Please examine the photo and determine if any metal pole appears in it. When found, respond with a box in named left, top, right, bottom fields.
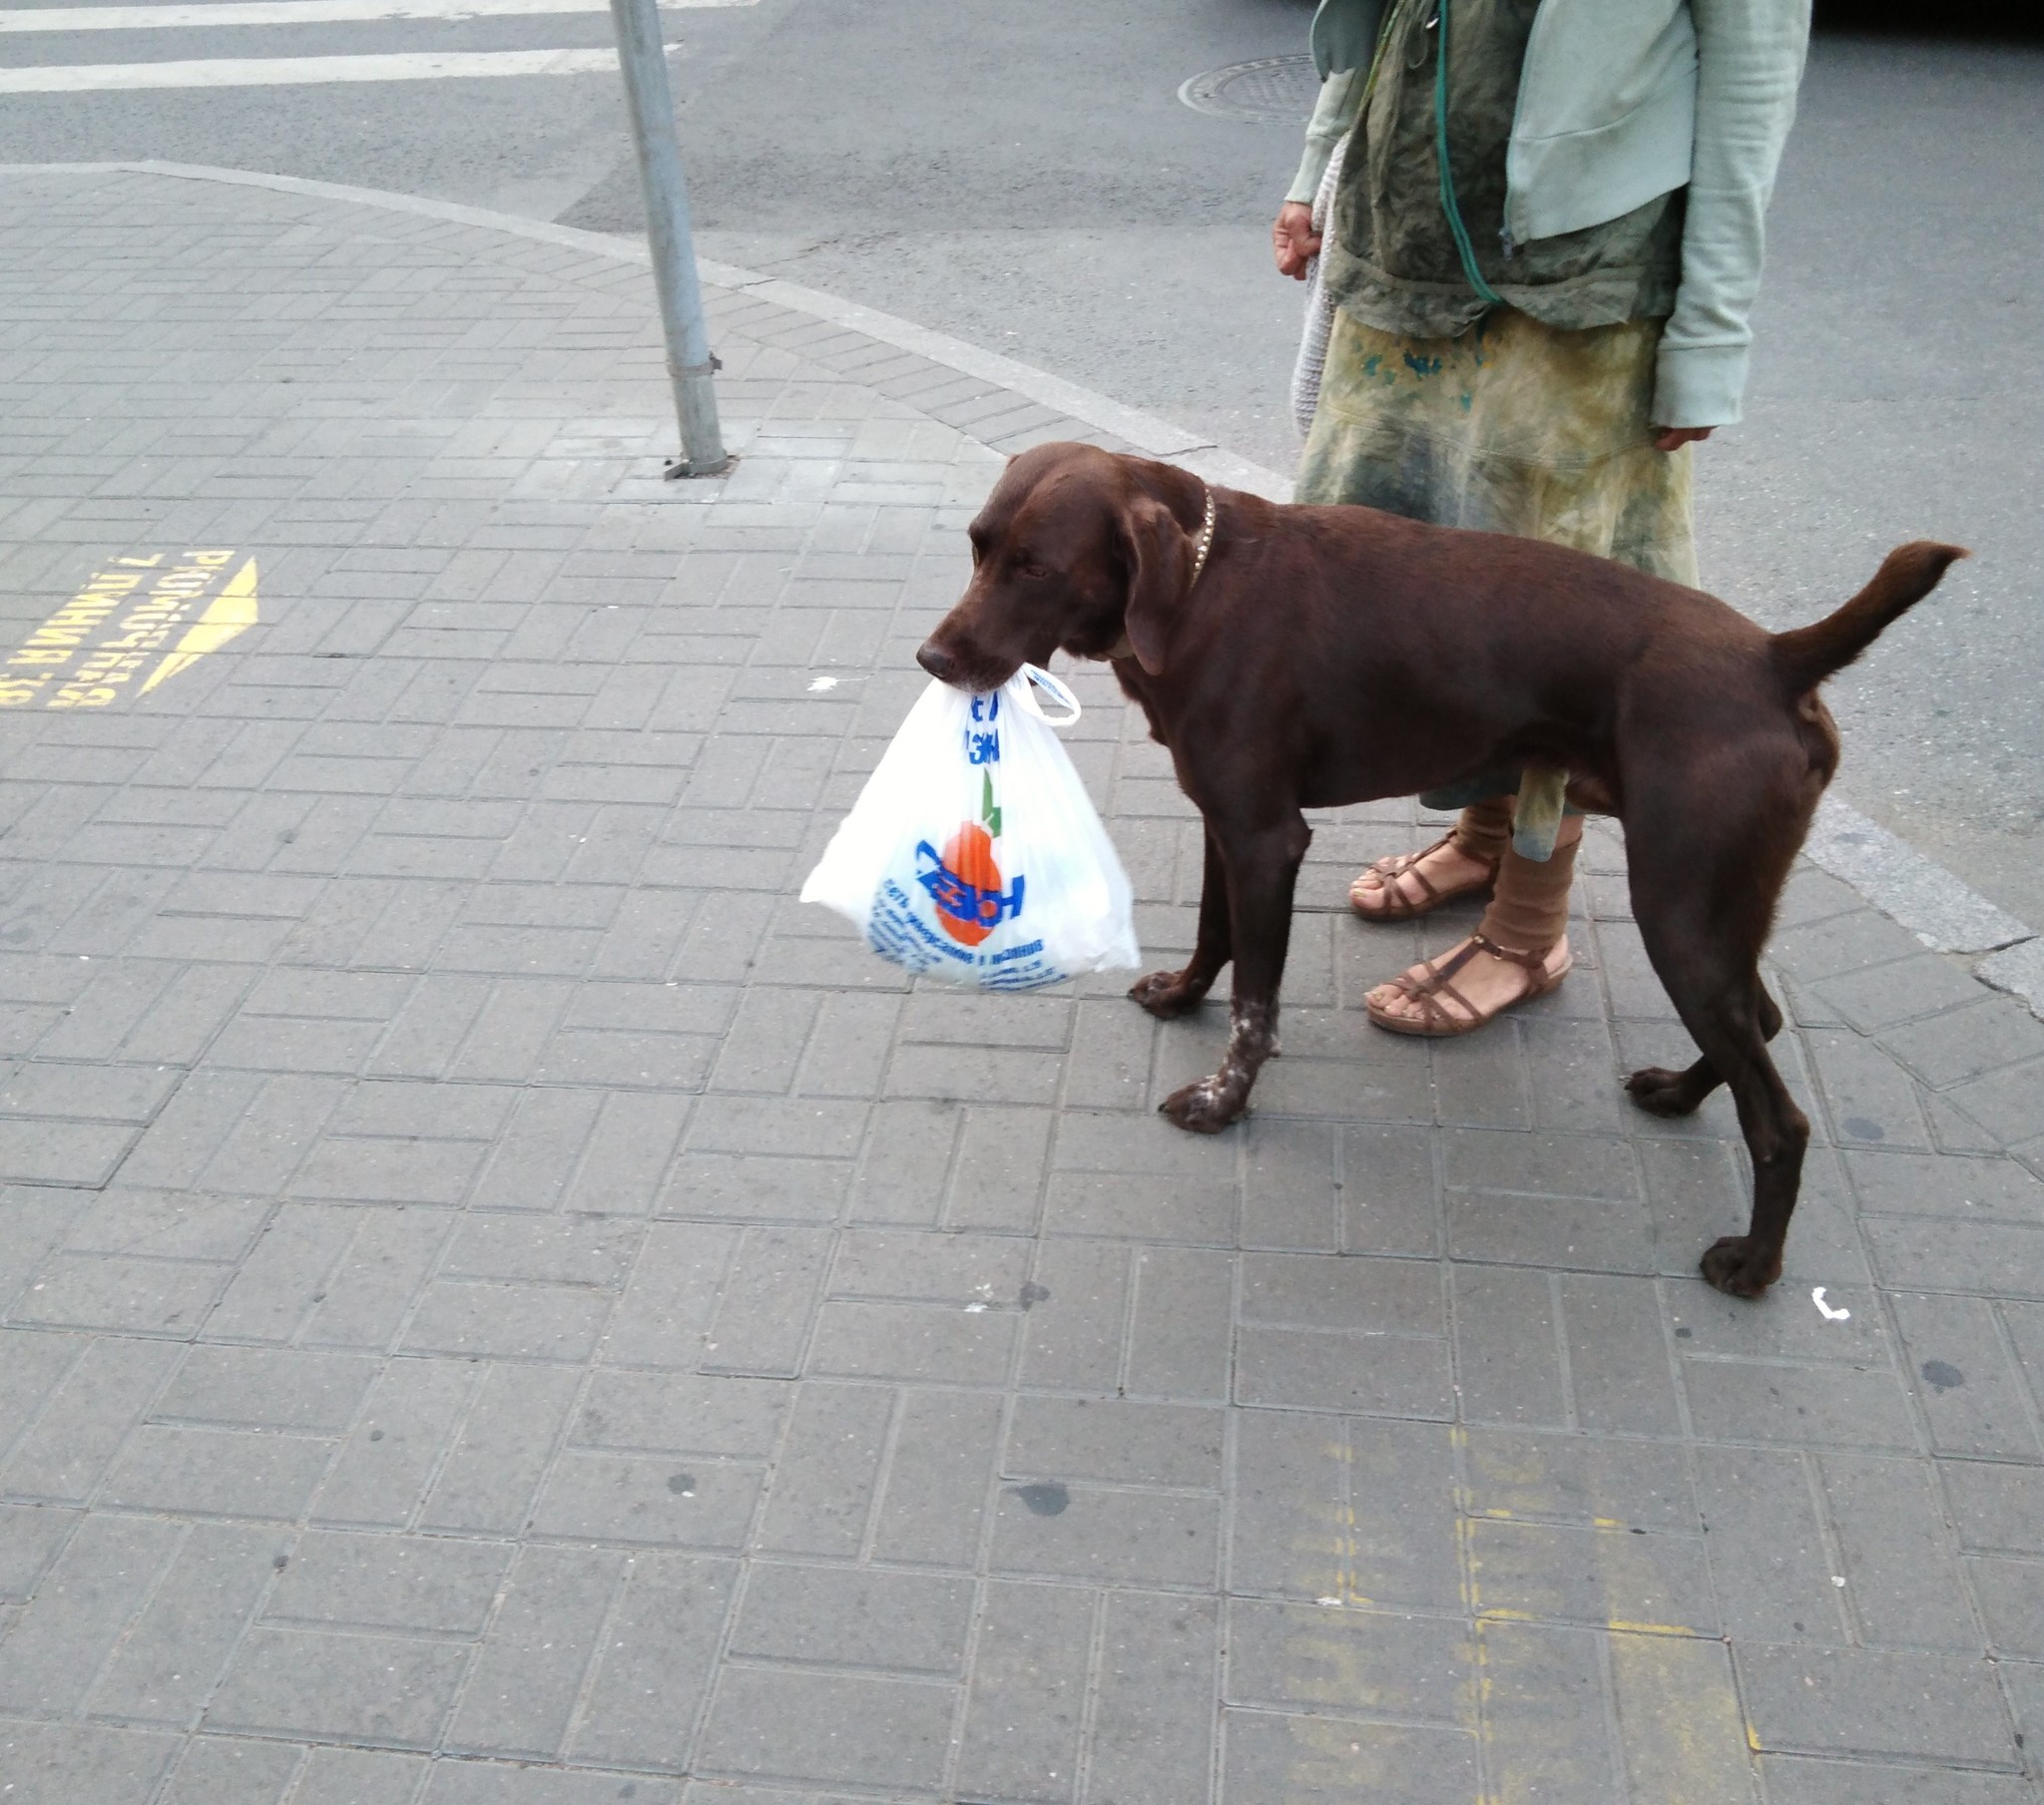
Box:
left=608, top=0, right=730, bottom=477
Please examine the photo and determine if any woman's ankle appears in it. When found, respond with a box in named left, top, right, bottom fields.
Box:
left=1449, top=797, right=1514, bottom=863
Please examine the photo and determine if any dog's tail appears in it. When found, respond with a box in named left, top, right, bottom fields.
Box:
left=1770, top=541, right=1968, bottom=694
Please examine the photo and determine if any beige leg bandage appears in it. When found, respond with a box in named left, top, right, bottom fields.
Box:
left=1450, top=795, right=1515, bottom=863
left=1475, top=814, right=1582, bottom=955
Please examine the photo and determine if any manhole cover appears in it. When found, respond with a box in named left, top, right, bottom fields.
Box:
left=1179, top=54, right=1319, bottom=123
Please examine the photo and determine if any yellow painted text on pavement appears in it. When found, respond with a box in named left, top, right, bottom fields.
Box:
left=0, top=550, right=258, bottom=708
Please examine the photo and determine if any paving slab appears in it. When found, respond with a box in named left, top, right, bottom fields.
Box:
left=0, top=164, right=2040, bottom=1804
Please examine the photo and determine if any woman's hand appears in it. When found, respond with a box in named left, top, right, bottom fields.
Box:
left=1653, top=426, right=1715, bottom=452
left=1273, top=202, right=1320, bottom=279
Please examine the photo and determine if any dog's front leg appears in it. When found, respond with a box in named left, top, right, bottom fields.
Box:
left=1160, top=814, right=1309, bottom=1134
left=1131, top=825, right=1232, bottom=1019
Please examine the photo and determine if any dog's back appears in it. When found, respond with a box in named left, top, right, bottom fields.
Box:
left=1235, top=502, right=1964, bottom=809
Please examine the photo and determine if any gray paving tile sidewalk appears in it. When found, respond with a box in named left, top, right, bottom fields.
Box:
left=0, top=165, right=2041, bottom=1805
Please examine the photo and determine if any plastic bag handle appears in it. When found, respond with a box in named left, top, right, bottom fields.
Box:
left=1013, top=664, right=1081, bottom=726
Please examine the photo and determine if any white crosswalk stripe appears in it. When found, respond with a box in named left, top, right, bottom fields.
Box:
left=0, top=0, right=749, bottom=29
left=0, top=47, right=624, bottom=86
left=0, top=0, right=754, bottom=91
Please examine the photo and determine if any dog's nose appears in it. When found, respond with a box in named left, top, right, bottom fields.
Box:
left=916, top=640, right=955, bottom=683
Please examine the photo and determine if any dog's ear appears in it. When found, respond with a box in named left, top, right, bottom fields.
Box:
left=1119, top=494, right=1193, bottom=676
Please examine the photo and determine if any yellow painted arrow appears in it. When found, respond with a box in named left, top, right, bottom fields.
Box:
left=140, top=556, right=257, bottom=694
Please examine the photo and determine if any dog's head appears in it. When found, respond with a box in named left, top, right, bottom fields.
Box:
left=916, top=443, right=1201, bottom=689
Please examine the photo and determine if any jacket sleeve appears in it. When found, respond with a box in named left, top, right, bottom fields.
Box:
left=1652, top=0, right=1810, bottom=428
left=1286, top=65, right=1366, bottom=205
left=1309, top=0, right=1386, bottom=78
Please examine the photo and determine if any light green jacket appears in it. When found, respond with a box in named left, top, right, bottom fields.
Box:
left=1298, top=0, right=1810, bottom=428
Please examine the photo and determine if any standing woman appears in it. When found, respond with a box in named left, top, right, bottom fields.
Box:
left=1278, top=0, right=1809, bottom=1035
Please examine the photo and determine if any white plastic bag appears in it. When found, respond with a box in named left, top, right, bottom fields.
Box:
left=800, top=665, right=1140, bottom=990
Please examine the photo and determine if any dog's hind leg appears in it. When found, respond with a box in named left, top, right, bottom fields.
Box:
left=1629, top=823, right=1808, bottom=1297
left=1626, top=977, right=1785, bottom=1118
left=1676, top=998, right=1805, bottom=1296
left=1159, top=811, right=1310, bottom=1133
left=1132, top=824, right=1232, bottom=1019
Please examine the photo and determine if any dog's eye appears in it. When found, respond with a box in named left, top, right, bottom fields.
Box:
left=1015, top=562, right=1051, bottom=582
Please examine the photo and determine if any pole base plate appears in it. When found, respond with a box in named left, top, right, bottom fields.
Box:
left=664, top=453, right=735, bottom=480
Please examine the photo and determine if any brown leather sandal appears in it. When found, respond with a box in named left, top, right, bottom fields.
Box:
left=1364, top=932, right=1573, bottom=1038
left=1348, top=833, right=1500, bottom=922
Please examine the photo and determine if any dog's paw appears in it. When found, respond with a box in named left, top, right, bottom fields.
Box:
left=1130, top=968, right=1206, bottom=1020
left=1161, top=1075, right=1244, bottom=1134
left=1626, top=1065, right=1703, bottom=1118
left=1700, top=1234, right=1781, bottom=1298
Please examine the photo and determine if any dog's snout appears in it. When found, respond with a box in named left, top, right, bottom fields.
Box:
left=916, top=640, right=956, bottom=683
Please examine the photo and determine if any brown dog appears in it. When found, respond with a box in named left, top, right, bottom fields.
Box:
left=916, top=442, right=1964, bottom=1297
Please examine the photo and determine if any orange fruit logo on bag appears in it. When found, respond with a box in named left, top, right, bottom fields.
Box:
left=914, top=765, right=1024, bottom=946
left=936, top=823, right=1002, bottom=945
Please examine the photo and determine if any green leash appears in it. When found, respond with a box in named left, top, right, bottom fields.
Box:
left=1435, top=0, right=1564, bottom=851
left=1433, top=0, right=1505, bottom=307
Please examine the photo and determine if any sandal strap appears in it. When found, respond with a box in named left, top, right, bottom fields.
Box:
left=1468, top=931, right=1556, bottom=973
left=1361, top=834, right=1454, bottom=905
left=1370, top=834, right=1455, bottom=877
left=1354, top=833, right=1502, bottom=910
left=1378, top=933, right=1566, bottom=1033
left=1385, top=940, right=1488, bottom=1030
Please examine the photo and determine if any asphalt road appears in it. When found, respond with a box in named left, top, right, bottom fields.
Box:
left=3, top=2, right=2040, bottom=921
